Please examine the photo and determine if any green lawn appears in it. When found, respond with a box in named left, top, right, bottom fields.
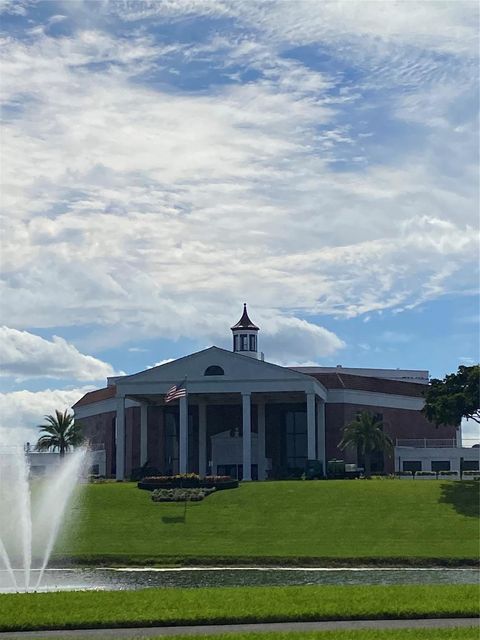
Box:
left=36, top=630, right=480, bottom=640
left=56, top=480, right=479, bottom=563
left=0, top=585, right=478, bottom=631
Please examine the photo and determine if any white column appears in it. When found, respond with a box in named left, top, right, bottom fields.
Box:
left=140, top=403, right=148, bottom=466
left=115, top=396, right=125, bottom=480
left=257, top=401, right=266, bottom=480
left=198, top=402, right=207, bottom=477
left=316, top=399, right=326, bottom=476
left=179, top=394, right=188, bottom=474
left=242, top=392, right=252, bottom=481
left=307, top=392, right=316, bottom=461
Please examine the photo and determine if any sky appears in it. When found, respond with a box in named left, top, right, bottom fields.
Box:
left=0, top=0, right=478, bottom=446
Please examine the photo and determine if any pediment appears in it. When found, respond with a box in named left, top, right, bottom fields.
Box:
left=115, top=346, right=309, bottom=385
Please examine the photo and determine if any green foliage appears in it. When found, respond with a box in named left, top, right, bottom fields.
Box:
left=56, top=481, right=480, bottom=562
left=338, top=412, right=393, bottom=477
left=423, top=365, right=480, bottom=427
left=0, top=585, right=477, bottom=632
left=35, top=409, right=83, bottom=457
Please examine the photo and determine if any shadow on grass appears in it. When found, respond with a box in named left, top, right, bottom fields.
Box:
left=439, top=481, right=480, bottom=518
left=161, top=515, right=186, bottom=524
left=161, top=501, right=188, bottom=524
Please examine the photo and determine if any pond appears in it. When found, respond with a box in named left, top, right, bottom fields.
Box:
left=1, top=566, right=478, bottom=593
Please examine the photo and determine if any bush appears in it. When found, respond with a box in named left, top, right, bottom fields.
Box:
left=138, top=474, right=239, bottom=491
left=463, top=470, right=480, bottom=476
left=151, top=487, right=216, bottom=502
left=438, top=471, right=458, bottom=476
left=398, top=471, right=413, bottom=476
left=416, top=471, right=436, bottom=476
left=130, top=465, right=161, bottom=481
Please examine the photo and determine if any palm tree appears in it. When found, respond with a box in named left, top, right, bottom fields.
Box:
left=36, top=410, right=83, bottom=457
left=338, top=411, right=393, bottom=478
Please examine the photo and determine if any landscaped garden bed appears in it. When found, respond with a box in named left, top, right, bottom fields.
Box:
left=151, top=487, right=216, bottom=502
left=138, top=473, right=238, bottom=491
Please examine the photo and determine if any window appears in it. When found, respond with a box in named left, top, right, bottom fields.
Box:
left=165, top=413, right=179, bottom=474
left=286, top=411, right=307, bottom=469
left=233, top=335, right=239, bottom=351
left=240, top=334, right=248, bottom=350
left=204, top=365, right=224, bottom=376
left=431, top=460, right=450, bottom=472
left=249, top=334, right=257, bottom=351
left=462, top=460, right=479, bottom=471
left=403, top=460, right=422, bottom=472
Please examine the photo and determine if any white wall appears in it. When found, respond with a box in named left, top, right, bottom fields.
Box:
left=395, top=446, right=480, bottom=473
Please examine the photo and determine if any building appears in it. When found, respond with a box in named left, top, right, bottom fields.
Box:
left=73, top=305, right=478, bottom=480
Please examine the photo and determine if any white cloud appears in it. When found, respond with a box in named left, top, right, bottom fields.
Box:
left=0, top=327, right=117, bottom=381
left=0, top=387, right=93, bottom=447
left=461, top=417, right=480, bottom=447
left=0, top=4, right=477, bottom=360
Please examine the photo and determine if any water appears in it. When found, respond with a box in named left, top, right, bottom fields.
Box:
left=0, top=446, right=87, bottom=592
left=0, top=566, right=477, bottom=593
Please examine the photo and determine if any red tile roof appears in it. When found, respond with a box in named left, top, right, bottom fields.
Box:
left=73, top=386, right=116, bottom=408
left=307, top=372, right=426, bottom=397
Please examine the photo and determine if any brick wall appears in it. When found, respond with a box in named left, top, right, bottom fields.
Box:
left=326, top=403, right=457, bottom=473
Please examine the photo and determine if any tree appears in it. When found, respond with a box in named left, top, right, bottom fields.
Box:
left=423, top=365, right=480, bottom=427
left=35, top=410, right=84, bottom=457
left=338, top=411, right=393, bottom=478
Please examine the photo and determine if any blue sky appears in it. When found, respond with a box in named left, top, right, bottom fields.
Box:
left=0, top=0, right=478, bottom=444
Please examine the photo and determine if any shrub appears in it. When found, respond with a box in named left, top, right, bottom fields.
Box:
left=398, top=471, right=413, bottom=476
left=151, top=487, right=215, bottom=502
left=416, top=471, right=436, bottom=476
left=438, top=470, right=458, bottom=476
left=138, top=475, right=239, bottom=491
left=130, top=466, right=161, bottom=481
left=463, top=470, right=480, bottom=476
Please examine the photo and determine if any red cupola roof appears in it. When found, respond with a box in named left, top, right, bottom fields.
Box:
left=231, top=303, right=259, bottom=331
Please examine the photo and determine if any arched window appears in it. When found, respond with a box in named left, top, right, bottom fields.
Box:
left=204, top=365, right=225, bottom=376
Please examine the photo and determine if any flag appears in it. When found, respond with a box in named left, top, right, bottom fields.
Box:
left=164, top=379, right=187, bottom=404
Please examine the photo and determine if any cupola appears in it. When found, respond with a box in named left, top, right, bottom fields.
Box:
left=231, top=303, right=260, bottom=359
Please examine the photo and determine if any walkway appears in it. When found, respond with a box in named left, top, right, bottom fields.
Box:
left=0, top=618, right=478, bottom=638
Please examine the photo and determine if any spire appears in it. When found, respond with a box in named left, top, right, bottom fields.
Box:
left=231, top=303, right=260, bottom=331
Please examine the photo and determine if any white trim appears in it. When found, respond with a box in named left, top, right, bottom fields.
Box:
left=327, top=389, right=424, bottom=410
left=74, top=397, right=139, bottom=419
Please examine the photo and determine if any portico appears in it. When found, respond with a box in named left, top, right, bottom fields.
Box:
left=113, top=351, right=327, bottom=481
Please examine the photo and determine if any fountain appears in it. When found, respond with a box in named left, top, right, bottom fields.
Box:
left=0, top=445, right=87, bottom=592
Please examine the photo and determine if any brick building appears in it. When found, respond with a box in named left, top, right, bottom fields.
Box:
left=74, top=305, right=470, bottom=480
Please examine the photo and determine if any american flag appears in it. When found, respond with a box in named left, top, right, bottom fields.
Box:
left=164, top=379, right=187, bottom=404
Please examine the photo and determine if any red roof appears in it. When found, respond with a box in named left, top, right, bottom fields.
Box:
left=307, top=372, right=426, bottom=397
left=231, top=303, right=259, bottom=331
left=73, top=386, right=116, bottom=408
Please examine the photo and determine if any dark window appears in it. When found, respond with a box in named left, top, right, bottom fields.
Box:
left=249, top=334, right=257, bottom=351
left=240, top=334, right=248, bottom=350
left=431, top=460, right=450, bottom=472
left=403, top=460, right=422, bottom=472
left=286, top=411, right=307, bottom=469
left=233, top=334, right=239, bottom=351
left=462, top=460, right=479, bottom=471
left=204, top=365, right=224, bottom=376
left=165, top=413, right=179, bottom=475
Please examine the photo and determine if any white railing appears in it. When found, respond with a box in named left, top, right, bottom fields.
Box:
left=396, top=438, right=457, bottom=448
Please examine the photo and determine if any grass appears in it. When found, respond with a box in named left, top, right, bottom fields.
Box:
left=0, top=585, right=478, bottom=631
left=35, top=631, right=480, bottom=640
left=56, top=480, right=479, bottom=564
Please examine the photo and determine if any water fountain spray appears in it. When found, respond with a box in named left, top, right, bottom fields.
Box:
left=0, top=445, right=87, bottom=592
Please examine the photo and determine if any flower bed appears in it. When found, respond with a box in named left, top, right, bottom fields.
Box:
left=138, top=473, right=238, bottom=491
left=151, top=487, right=216, bottom=502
